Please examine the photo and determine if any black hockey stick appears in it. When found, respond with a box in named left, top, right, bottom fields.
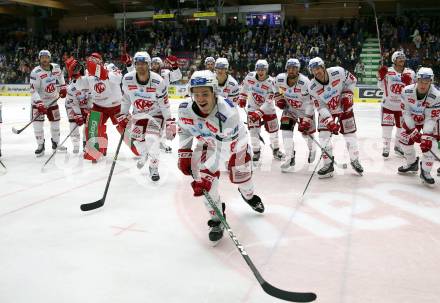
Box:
left=80, top=129, right=125, bottom=211
left=201, top=187, right=317, bottom=302
left=307, top=134, right=348, bottom=169
left=0, top=158, right=6, bottom=170
left=12, top=98, right=59, bottom=134
left=41, top=125, right=79, bottom=172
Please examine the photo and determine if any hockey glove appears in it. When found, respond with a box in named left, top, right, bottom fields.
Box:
left=420, top=135, right=434, bottom=153
left=165, top=118, right=177, bottom=140
left=401, top=73, right=412, bottom=86
left=177, top=148, right=193, bottom=175
left=406, top=128, right=422, bottom=143
left=298, top=117, right=312, bottom=133
left=36, top=101, right=47, bottom=114
left=377, top=66, right=388, bottom=80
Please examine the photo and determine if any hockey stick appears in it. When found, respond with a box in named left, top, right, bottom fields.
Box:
left=429, top=149, right=440, bottom=162
left=41, top=125, right=79, bottom=172
left=307, top=134, right=348, bottom=169
left=80, top=129, right=125, bottom=211
left=0, top=158, right=6, bottom=171
left=366, top=0, right=383, bottom=65
left=12, top=98, right=59, bottom=135
left=201, top=187, right=317, bottom=302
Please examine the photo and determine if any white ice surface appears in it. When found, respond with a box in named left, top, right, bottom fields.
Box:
left=0, top=96, right=439, bottom=303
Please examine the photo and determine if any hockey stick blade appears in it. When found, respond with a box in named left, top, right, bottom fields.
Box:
left=11, top=127, right=22, bottom=134
left=261, top=281, right=317, bottom=302
left=80, top=199, right=104, bottom=211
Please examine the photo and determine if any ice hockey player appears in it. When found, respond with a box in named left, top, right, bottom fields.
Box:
left=29, top=50, right=67, bottom=157
left=151, top=56, right=183, bottom=153
left=119, top=51, right=176, bottom=182
left=377, top=50, right=416, bottom=158
left=275, top=58, right=316, bottom=172
left=204, top=56, right=215, bottom=73
left=397, top=67, right=440, bottom=186
left=213, top=58, right=240, bottom=104
left=238, top=59, right=285, bottom=164
left=177, top=70, right=264, bottom=243
left=64, top=56, right=91, bottom=153
left=84, top=52, right=125, bottom=162
left=308, top=57, right=364, bottom=178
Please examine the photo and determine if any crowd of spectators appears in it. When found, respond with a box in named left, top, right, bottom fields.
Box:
left=0, top=13, right=439, bottom=85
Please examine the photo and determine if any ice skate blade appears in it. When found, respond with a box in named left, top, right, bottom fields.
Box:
left=318, top=172, right=333, bottom=179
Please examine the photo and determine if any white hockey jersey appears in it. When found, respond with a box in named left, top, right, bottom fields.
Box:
left=401, top=84, right=440, bottom=134
left=30, top=63, right=66, bottom=106
left=121, top=70, right=170, bottom=121
left=161, top=68, right=182, bottom=87
left=178, top=96, right=248, bottom=172
left=275, top=73, right=313, bottom=117
left=65, top=77, right=91, bottom=115
left=378, top=66, right=416, bottom=111
left=309, top=66, right=357, bottom=120
left=215, top=74, right=240, bottom=102
left=86, top=68, right=123, bottom=108
left=240, top=72, right=277, bottom=113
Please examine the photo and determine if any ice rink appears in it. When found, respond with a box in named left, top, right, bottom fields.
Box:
left=1, top=96, right=440, bottom=303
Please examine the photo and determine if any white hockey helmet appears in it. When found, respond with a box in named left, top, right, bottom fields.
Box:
left=416, top=67, right=434, bottom=81
left=392, top=51, right=406, bottom=63
left=204, top=56, right=215, bottom=65
left=308, top=57, right=325, bottom=72
left=215, top=57, right=229, bottom=69
left=189, top=70, right=218, bottom=92
left=133, top=51, right=151, bottom=66
left=151, top=57, right=164, bottom=67
left=255, top=59, right=269, bottom=70
left=39, top=50, right=51, bottom=59
left=285, top=58, right=301, bottom=69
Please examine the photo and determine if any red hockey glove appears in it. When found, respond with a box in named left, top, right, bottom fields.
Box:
left=237, top=93, right=247, bottom=108
left=378, top=65, right=388, bottom=80
left=420, top=135, right=433, bottom=153
left=116, top=113, right=130, bottom=129
left=276, top=97, right=287, bottom=109
left=120, top=53, right=132, bottom=66
left=74, top=114, right=84, bottom=126
left=341, top=91, right=353, bottom=112
left=406, top=128, right=422, bottom=143
left=191, top=178, right=213, bottom=197
left=36, top=101, right=47, bottom=114
left=401, top=73, right=412, bottom=86
left=59, top=87, right=67, bottom=98
left=165, top=55, right=178, bottom=69
left=298, top=117, right=312, bottom=133
left=324, top=118, right=339, bottom=135
left=87, top=59, right=108, bottom=80
left=248, top=110, right=264, bottom=123
left=165, top=118, right=177, bottom=140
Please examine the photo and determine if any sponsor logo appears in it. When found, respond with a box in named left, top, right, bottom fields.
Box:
left=359, top=87, right=384, bottom=98
left=125, top=76, right=133, bottom=80
left=180, top=117, right=194, bottom=125
left=146, top=88, right=156, bottom=92
left=152, top=79, right=160, bottom=84
left=294, top=87, right=301, bottom=93
left=331, top=71, right=339, bottom=76
left=206, top=121, right=218, bottom=133
left=317, top=88, right=324, bottom=95
left=247, top=79, right=255, bottom=85
left=261, top=84, right=269, bottom=90
left=331, top=79, right=341, bottom=87
left=215, top=112, right=227, bottom=122
left=128, top=85, right=137, bottom=90
left=134, top=98, right=154, bottom=110
left=40, top=74, right=47, bottom=79
left=179, top=102, right=188, bottom=108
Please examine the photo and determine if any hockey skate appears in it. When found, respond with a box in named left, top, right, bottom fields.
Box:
left=137, top=153, right=149, bottom=169
left=398, top=157, right=419, bottom=174
left=308, top=149, right=316, bottom=163
left=51, top=138, right=67, bottom=153
left=350, top=159, right=364, bottom=175
left=149, top=166, right=160, bottom=182
left=207, top=219, right=224, bottom=243
left=382, top=147, right=390, bottom=158
left=160, top=142, right=172, bottom=153
left=35, top=140, right=45, bottom=157
left=280, top=151, right=295, bottom=173
left=420, top=167, right=435, bottom=186
left=318, top=162, right=334, bottom=178
left=271, top=144, right=285, bottom=161
left=239, top=189, right=264, bottom=213
left=394, top=145, right=404, bottom=157
left=252, top=150, right=261, bottom=167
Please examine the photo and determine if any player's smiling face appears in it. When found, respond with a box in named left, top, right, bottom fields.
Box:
left=151, top=62, right=160, bottom=73
left=312, top=66, right=326, bottom=82
left=287, top=66, right=299, bottom=78
left=192, top=86, right=216, bottom=115
left=256, top=68, right=266, bottom=79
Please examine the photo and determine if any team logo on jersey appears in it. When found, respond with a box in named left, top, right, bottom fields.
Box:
left=94, top=82, right=106, bottom=94
left=180, top=117, right=194, bottom=125
left=205, top=121, right=218, bottom=133
left=45, top=83, right=56, bottom=93
left=331, top=79, right=340, bottom=87
left=128, top=85, right=137, bottom=90
left=134, top=99, right=154, bottom=110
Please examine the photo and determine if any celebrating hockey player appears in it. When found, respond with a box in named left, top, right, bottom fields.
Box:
left=214, top=58, right=240, bottom=103
left=204, top=56, right=215, bottom=73
left=151, top=56, right=183, bottom=153
left=64, top=56, right=91, bottom=153
left=275, top=58, right=316, bottom=172
left=177, top=70, right=264, bottom=242
left=29, top=49, right=67, bottom=157
left=84, top=52, right=125, bottom=161
left=238, top=59, right=285, bottom=163
left=377, top=50, right=416, bottom=158
left=119, top=51, right=176, bottom=181
left=308, top=57, right=364, bottom=178
left=397, top=67, right=440, bottom=185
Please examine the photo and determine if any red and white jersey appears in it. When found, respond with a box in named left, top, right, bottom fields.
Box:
left=401, top=84, right=440, bottom=133
left=378, top=66, right=416, bottom=111
left=30, top=63, right=66, bottom=106
left=215, top=74, right=240, bottom=102
left=275, top=73, right=313, bottom=118
left=309, top=66, right=357, bottom=120
left=65, top=77, right=91, bottom=115
left=86, top=68, right=123, bottom=108
left=160, top=68, right=182, bottom=87
left=240, top=72, right=277, bottom=113
left=121, top=70, right=170, bottom=120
